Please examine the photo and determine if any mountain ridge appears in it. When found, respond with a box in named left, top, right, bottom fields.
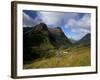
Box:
left=76, top=33, right=91, bottom=44
left=23, top=23, right=72, bottom=48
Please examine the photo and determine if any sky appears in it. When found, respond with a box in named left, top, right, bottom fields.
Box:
left=23, top=10, right=91, bottom=41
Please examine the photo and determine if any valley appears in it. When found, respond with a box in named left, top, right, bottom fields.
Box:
left=23, top=44, right=90, bottom=69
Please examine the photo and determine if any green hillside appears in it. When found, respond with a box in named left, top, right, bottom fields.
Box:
left=23, top=44, right=91, bottom=69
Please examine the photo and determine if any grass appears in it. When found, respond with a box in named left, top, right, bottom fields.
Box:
left=23, top=45, right=91, bottom=69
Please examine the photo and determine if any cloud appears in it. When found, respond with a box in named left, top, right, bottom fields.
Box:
left=63, top=13, right=91, bottom=40
left=37, top=11, right=64, bottom=26
left=36, top=11, right=79, bottom=27
left=23, top=12, right=35, bottom=27
left=66, top=14, right=91, bottom=33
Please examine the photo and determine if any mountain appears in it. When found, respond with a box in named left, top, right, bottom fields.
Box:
left=76, top=33, right=91, bottom=44
left=23, top=23, right=54, bottom=50
left=48, top=27, right=72, bottom=48
left=23, top=23, right=54, bottom=63
left=23, top=23, right=72, bottom=63
left=24, top=23, right=72, bottom=48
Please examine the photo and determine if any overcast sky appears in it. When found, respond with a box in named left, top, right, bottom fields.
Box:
left=23, top=10, right=91, bottom=40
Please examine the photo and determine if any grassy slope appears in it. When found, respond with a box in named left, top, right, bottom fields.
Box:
left=23, top=45, right=91, bottom=69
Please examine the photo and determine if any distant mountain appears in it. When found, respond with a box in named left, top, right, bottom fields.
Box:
left=69, top=38, right=77, bottom=44
left=76, top=33, right=91, bottom=44
left=23, top=27, right=32, bottom=33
